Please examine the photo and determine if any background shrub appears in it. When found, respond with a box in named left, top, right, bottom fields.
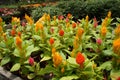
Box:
left=31, top=0, right=120, bottom=21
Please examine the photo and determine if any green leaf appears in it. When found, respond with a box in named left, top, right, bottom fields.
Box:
left=12, top=49, right=20, bottom=57
left=26, top=45, right=39, bottom=57
left=110, top=69, right=120, bottom=80
left=32, top=35, right=41, bottom=40
left=38, top=65, right=58, bottom=76
left=60, top=75, right=79, bottom=80
left=27, top=73, right=36, bottom=79
left=10, top=63, right=21, bottom=72
left=103, top=50, right=113, bottom=56
left=0, top=56, right=10, bottom=66
left=67, top=57, right=79, bottom=68
left=40, top=56, right=51, bottom=62
left=100, top=61, right=112, bottom=71
left=25, top=66, right=34, bottom=72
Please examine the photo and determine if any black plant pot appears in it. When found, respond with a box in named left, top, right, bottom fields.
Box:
left=0, top=67, right=23, bottom=80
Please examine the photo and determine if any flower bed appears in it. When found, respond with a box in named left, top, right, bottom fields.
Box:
left=0, top=12, right=120, bottom=80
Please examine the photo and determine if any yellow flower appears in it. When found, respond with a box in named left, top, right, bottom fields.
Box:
left=47, top=14, right=50, bottom=21
left=73, top=36, right=79, bottom=49
left=101, top=26, right=107, bottom=37
left=52, top=52, right=62, bottom=67
left=0, top=26, right=3, bottom=33
left=85, top=15, right=89, bottom=23
left=52, top=47, right=56, bottom=56
left=3, top=33, right=7, bottom=41
left=35, top=22, right=44, bottom=32
left=25, top=14, right=34, bottom=25
left=114, top=24, right=120, bottom=38
left=71, top=49, right=75, bottom=57
left=102, top=17, right=108, bottom=27
left=107, top=11, right=111, bottom=18
left=53, top=16, right=56, bottom=21
left=11, top=17, right=20, bottom=23
left=66, top=22, right=70, bottom=28
left=16, top=36, right=22, bottom=49
left=113, top=38, right=120, bottom=55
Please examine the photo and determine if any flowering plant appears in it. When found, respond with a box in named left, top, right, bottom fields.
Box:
left=0, top=11, right=120, bottom=80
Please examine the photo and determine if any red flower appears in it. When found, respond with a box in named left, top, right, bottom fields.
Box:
left=29, top=57, right=34, bottom=66
left=59, top=29, right=64, bottom=36
left=49, top=37, right=54, bottom=45
left=22, top=21, right=26, bottom=27
left=11, top=29, right=16, bottom=37
left=72, top=22, right=77, bottom=28
left=93, top=17, right=98, bottom=28
left=76, top=52, right=85, bottom=66
left=96, top=38, right=102, bottom=45
left=58, top=15, right=64, bottom=20
left=117, top=77, right=120, bottom=80
left=17, top=31, right=21, bottom=37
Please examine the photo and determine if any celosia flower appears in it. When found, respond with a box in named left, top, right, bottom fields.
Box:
left=58, top=15, right=64, bottom=20
left=101, top=26, right=107, bottom=37
left=47, top=14, right=50, bottom=21
left=0, top=26, right=3, bottom=32
left=93, top=17, right=98, bottom=28
left=59, top=29, right=64, bottom=36
left=102, top=17, right=108, bottom=27
left=113, top=38, right=120, bottom=55
left=3, top=33, right=7, bottom=41
left=67, top=13, right=72, bottom=19
left=66, top=22, right=70, bottom=28
left=25, top=14, right=34, bottom=25
left=50, top=27, right=54, bottom=34
left=21, top=21, right=26, bottom=27
left=114, top=24, right=120, bottom=38
left=85, top=15, right=89, bottom=23
left=117, top=77, right=120, bottom=80
left=10, top=29, right=16, bottom=37
left=72, top=22, right=77, bottom=28
left=107, top=11, right=111, bottom=18
left=16, top=36, right=22, bottom=49
left=53, top=16, right=56, bottom=21
left=76, top=27, right=84, bottom=39
left=65, top=18, right=69, bottom=23
left=17, top=31, right=21, bottom=37
left=61, top=67, right=65, bottom=73
left=11, top=17, right=20, bottom=23
left=73, top=36, right=79, bottom=49
left=29, top=57, right=34, bottom=66
left=35, top=22, right=43, bottom=32
left=76, top=52, right=85, bottom=66
left=52, top=52, right=62, bottom=67
left=49, top=37, right=54, bottom=45
left=52, top=47, right=56, bottom=56
left=0, top=17, right=3, bottom=23
left=96, top=38, right=102, bottom=45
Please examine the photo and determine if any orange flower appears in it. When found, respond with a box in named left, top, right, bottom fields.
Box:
left=10, top=29, right=16, bottom=37
left=52, top=52, right=62, bottom=67
left=76, top=27, right=84, bottom=39
left=113, top=38, right=120, bottom=55
left=16, top=36, right=22, bottom=49
left=67, top=13, right=72, bottom=19
left=72, top=22, right=77, bottom=28
left=0, top=26, right=3, bottom=33
left=0, top=17, right=3, bottom=23
left=102, top=17, right=108, bottom=27
left=61, top=67, right=65, bottom=73
left=35, top=22, right=44, bottom=32
left=49, top=37, right=54, bottom=45
left=76, top=52, right=85, bottom=66
left=59, top=29, right=64, bottom=36
left=52, top=47, right=56, bottom=56
left=101, top=26, right=107, bottom=37
left=25, top=14, right=34, bottom=25
left=114, top=24, right=120, bottom=38
left=107, top=11, right=111, bottom=18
